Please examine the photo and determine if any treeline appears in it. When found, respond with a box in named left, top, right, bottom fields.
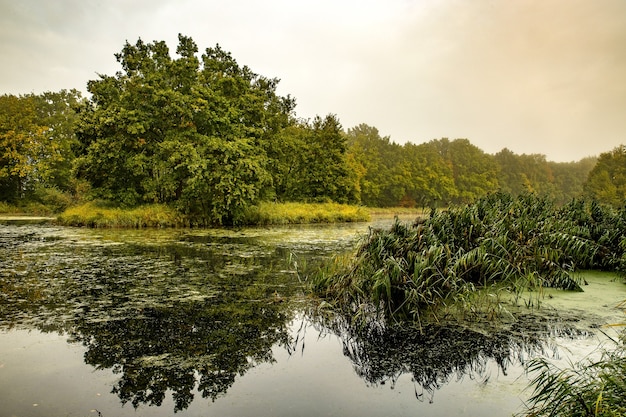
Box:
left=347, top=125, right=600, bottom=208
left=1, top=35, right=623, bottom=224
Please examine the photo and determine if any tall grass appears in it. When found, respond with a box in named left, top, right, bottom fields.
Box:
left=57, top=202, right=184, bottom=228
left=312, top=193, right=626, bottom=325
left=241, top=201, right=370, bottom=225
left=521, top=335, right=626, bottom=417
left=56, top=201, right=370, bottom=228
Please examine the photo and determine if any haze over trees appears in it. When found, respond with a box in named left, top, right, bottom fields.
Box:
left=0, top=35, right=621, bottom=223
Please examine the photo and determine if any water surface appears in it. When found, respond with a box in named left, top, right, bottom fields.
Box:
left=1, top=219, right=624, bottom=416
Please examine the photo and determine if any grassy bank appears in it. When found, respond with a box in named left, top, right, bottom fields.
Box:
left=242, top=201, right=370, bottom=225
left=0, top=201, right=59, bottom=216
left=56, top=202, right=184, bottom=228
left=55, top=201, right=371, bottom=228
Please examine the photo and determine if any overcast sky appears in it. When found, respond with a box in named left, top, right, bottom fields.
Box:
left=1, top=0, right=625, bottom=162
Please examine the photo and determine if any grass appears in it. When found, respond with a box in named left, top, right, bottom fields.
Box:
left=0, top=201, right=58, bottom=216
left=56, top=202, right=184, bottom=228
left=241, top=201, right=370, bottom=225
left=56, top=200, right=371, bottom=228
left=312, top=193, right=626, bottom=326
left=521, top=333, right=626, bottom=417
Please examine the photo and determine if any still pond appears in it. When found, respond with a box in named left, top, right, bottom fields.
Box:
left=1, top=218, right=625, bottom=416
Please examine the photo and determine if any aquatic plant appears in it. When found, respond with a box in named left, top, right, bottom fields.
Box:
left=312, top=193, right=626, bottom=324
left=521, top=335, right=626, bottom=417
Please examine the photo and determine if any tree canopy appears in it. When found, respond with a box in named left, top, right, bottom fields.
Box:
left=0, top=35, right=617, bottom=218
left=584, top=145, right=626, bottom=207
left=0, top=90, right=82, bottom=203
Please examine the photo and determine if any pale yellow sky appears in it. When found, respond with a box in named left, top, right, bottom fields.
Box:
left=1, top=0, right=625, bottom=162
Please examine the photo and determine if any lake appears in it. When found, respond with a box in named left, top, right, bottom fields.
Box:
left=1, top=218, right=625, bottom=417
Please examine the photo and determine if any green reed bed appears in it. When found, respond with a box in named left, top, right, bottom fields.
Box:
left=521, top=336, right=626, bottom=417
left=312, top=193, right=626, bottom=325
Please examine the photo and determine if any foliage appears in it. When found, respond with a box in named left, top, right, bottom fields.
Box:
left=0, top=90, right=82, bottom=202
left=313, top=193, right=626, bottom=324
left=57, top=201, right=184, bottom=228
left=521, top=335, right=626, bottom=417
left=273, top=115, right=360, bottom=204
left=431, top=138, right=499, bottom=204
left=74, top=35, right=294, bottom=224
left=241, top=201, right=370, bottom=225
left=584, top=145, right=626, bottom=207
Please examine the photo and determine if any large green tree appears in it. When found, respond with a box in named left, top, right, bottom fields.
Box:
left=0, top=90, right=82, bottom=202
left=584, top=145, right=626, bottom=207
left=75, top=35, right=294, bottom=224
left=346, top=124, right=405, bottom=207
left=273, top=115, right=359, bottom=203
left=428, top=138, right=499, bottom=204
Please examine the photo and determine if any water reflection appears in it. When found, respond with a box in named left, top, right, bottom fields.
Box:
left=309, top=310, right=591, bottom=404
left=0, top=224, right=307, bottom=412
left=0, top=223, right=604, bottom=415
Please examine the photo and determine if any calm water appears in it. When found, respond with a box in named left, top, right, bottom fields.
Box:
left=1, top=218, right=625, bottom=417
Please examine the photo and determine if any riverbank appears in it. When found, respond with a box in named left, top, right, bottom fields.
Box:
left=2, top=201, right=376, bottom=228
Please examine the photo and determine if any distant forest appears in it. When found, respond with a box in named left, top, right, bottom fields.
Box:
left=1, top=35, right=624, bottom=224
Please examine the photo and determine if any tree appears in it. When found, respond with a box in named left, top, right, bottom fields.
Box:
left=75, top=35, right=294, bottom=224
left=402, top=142, right=456, bottom=208
left=428, top=138, right=499, bottom=204
left=273, top=115, right=359, bottom=204
left=0, top=90, right=82, bottom=202
left=584, top=145, right=626, bottom=207
left=346, top=124, right=404, bottom=207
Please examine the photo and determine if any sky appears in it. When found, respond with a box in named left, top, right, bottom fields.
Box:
left=1, top=0, right=625, bottom=162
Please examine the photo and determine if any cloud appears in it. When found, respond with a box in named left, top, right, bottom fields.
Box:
left=1, top=0, right=625, bottom=161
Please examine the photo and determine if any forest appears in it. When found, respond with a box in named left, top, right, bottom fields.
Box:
left=1, top=35, right=624, bottom=224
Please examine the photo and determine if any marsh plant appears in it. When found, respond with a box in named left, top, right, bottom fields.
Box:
left=521, top=333, right=626, bottom=417
left=312, top=193, right=626, bottom=325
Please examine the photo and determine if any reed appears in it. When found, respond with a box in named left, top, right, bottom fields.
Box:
left=521, top=338, right=626, bottom=417
left=312, top=193, right=626, bottom=325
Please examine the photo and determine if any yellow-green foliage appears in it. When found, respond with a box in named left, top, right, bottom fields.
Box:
left=0, top=201, right=57, bottom=216
left=57, top=202, right=183, bottom=228
left=243, top=202, right=370, bottom=225
left=0, top=202, right=19, bottom=214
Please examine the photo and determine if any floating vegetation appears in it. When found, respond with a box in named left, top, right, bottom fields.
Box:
left=312, top=193, right=626, bottom=325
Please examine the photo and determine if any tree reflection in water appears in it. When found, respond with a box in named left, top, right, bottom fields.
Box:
left=71, top=299, right=293, bottom=411
left=309, top=310, right=591, bottom=403
left=0, top=226, right=302, bottom=412
left=0, top=225, right=597, bottom=413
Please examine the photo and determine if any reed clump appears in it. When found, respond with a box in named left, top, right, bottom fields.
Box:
left=521, top=334, right=626, bottom=417
left=312, top=193, right=626, bottom=325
